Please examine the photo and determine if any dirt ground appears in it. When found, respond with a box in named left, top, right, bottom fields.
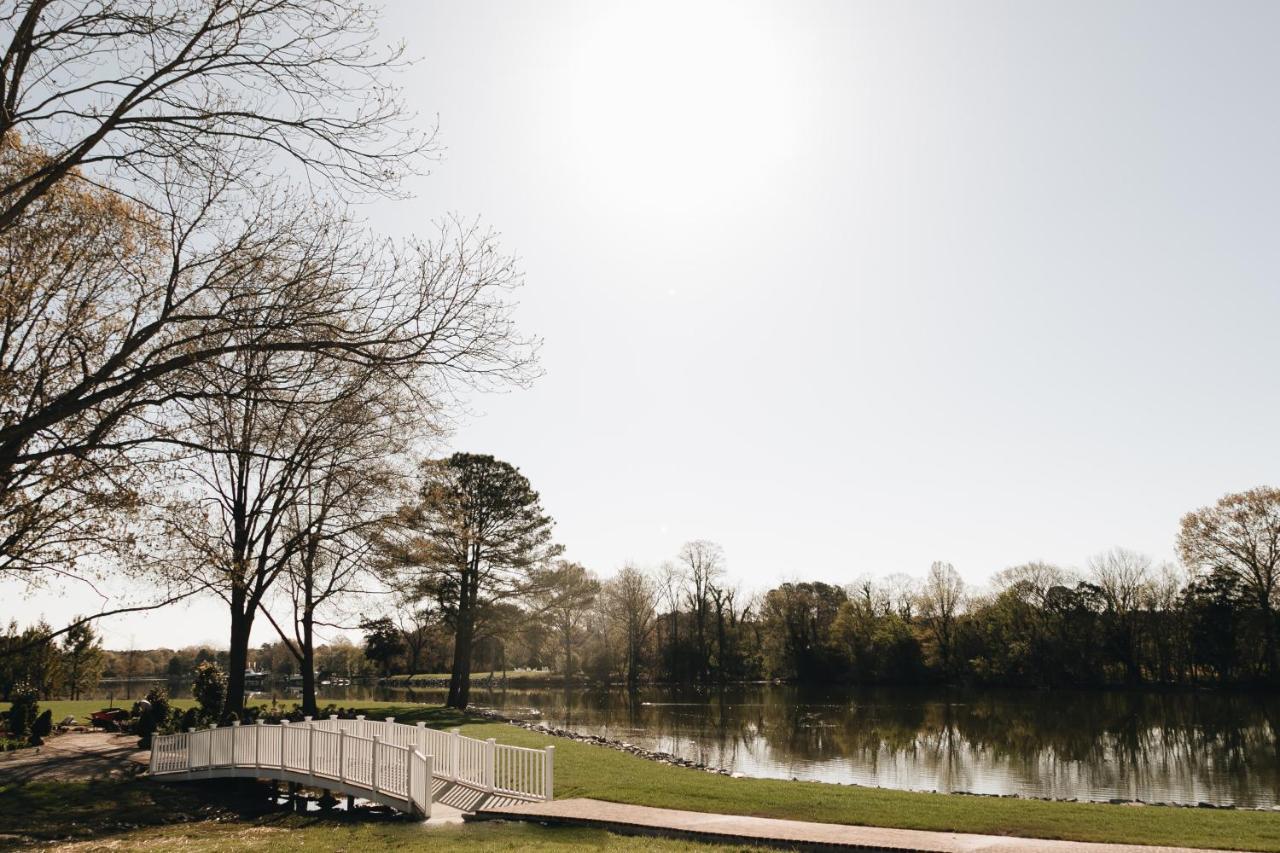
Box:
left=0, top=731, right=148, bottom=783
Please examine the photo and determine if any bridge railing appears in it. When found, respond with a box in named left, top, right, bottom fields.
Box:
left=149, top=715, right=554, bottom=809
left=150, top=720, right=434, bottom=815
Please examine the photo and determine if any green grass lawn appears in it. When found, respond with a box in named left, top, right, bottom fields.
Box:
left=0, top=698, right=198, bottom=727
left=0, top=778, right=750, bottom=852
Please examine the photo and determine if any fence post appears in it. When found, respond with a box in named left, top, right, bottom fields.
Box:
left=485, top=738, right=496, bottom=793
left=338, top=729, right=346, bottom=784
left=406, top=748, right=414, bottom=813
left=231, top=720, right=239, bottom=766
left=280, top=720, right=289, bottom=771
left=186, top=728, right=195, bottom=773
left=255, top=720, right=262, bottom=769
left=207, top=724, right=215, bottom=774
left=545, top=742, right=555, bottom=799
left=415, top=721, right=426, bottom=763
left=307, top=722, right=315, bottom=779
left=425, top=754, right=434, bottom=813
left=371, top=735, right=381, bottom=795
left=450, top=728, right=461, bottom=781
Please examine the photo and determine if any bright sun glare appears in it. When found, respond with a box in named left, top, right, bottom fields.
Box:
left=564, top=3, right=806, bottom=218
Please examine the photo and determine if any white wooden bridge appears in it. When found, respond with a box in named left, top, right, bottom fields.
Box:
left=148, top=715, right=554, bottom=818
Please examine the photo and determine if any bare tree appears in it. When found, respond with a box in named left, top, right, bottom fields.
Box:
left=396, top=603, right=441, bottom=679
left=1, top=185, right=533, bottom=583
left=535, top=560, right=600, bottom=679
left=255, top=372, right=405, bottom=715
left=155, top=217, right=530, bottom=713
left=678, top=540, right=723, bottom=682
left=0, top=0, right=433, bottom=233
left=656, top=559, right=685, bottom=679
left=1179, top=487, right=1280, bottom=681
left=707, top=581, right=741, bottom=682
left=1088, top=547, right=1152, bottom=684
left=919, top=561, right=964, bottom=674
left=606, top=563, right=657, bottom=689
left=883, top=573, right=920, bottom=620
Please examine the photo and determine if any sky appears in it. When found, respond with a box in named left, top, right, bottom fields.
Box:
left=8, top=0, right=1280, bottom=649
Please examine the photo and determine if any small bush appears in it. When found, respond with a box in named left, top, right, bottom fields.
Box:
left=29, top=709, right=53, bottom=745
left=135, top=687, right=174, bottom=748
left=191, top=661, right=227, bottom=723
left=6, top=684, right=39, bottom=739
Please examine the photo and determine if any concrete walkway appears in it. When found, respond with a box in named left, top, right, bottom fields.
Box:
left=471, top=797, right=1258, bottom=853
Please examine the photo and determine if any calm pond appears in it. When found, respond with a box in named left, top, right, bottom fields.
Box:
left=316, top=682, right=1280, bottom=808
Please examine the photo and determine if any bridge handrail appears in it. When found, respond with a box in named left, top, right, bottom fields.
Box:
left=149, top=715, right=554, bottom=808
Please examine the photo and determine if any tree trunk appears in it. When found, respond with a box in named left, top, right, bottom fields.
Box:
left=225, top=601, right=253, bottom=716
left=448, top=606, right=475, bottom=709
left=562, top=629, right=573, bottom=681
left=715, top=608, right=727, bottom=683
left=301, top=611, right=317, bottom=716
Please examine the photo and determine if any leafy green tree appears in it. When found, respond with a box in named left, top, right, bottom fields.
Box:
left=5, top=683, right=38, bottom=738
left=760, top=582, right=846, bottom=681
left=1179, top=487, right=1280, bottom=681
left=30, top=709, right=52, bottom=745
left=191, top=661, right=227, bottom=723
left=384, top=453, right=561, bottom=709
left=360, top=617, right=405, bottom=677
left=1182, top=569, right=1246, bottom=684
left=535, top=560, right=601, bottom=677
left=135, top=688, right=175, bottom=748
left=60, top=620, right=105, bottom=700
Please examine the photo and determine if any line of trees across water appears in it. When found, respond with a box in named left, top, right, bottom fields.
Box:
left=350, top=483, right=1280, bottom=695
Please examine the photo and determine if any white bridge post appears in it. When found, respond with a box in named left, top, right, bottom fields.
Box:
left=338, top=728, right=346, bottom=784
left=450, top=728, right=461, bottom=781
left=206, top=724, right=215, bottom=774
left=371, top=735, right=380, bottom=795
left=406, top=747, right=414, bottom=813
left=186, top=728, right=195, bottom=774
left=307, top=721, right=315, bottom=780
left=231, top=720, right=239, bottom=767
left=280, top=720, right=289, bottom=771
left=544, top=745, right=555, bottom=800
left=485, top=738, right=496, bottom=793
left=255, top=720, right=262, bottom=769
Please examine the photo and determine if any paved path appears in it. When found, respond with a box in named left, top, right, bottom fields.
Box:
left=473, top=798, right=1258, bottom=853
left=0, top=732, right=147, bottom=783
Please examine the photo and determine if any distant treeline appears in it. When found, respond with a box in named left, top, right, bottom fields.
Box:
left=0, top=629, right=378, bottom=702
left=358, top=540, right=1279, bottom=691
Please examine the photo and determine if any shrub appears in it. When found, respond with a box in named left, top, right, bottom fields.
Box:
left=135, top=687, right=174, bottom=748
left=180, top=707, right=200, bottom=731
left=29, top=709, right=53, bottom=745
left=6, top=684, right=38, bottom=739
left=191, top=661, right=227, bottom=723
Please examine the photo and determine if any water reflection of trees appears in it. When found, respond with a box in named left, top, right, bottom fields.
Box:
left=413, top=684, right=1279, bottom=806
